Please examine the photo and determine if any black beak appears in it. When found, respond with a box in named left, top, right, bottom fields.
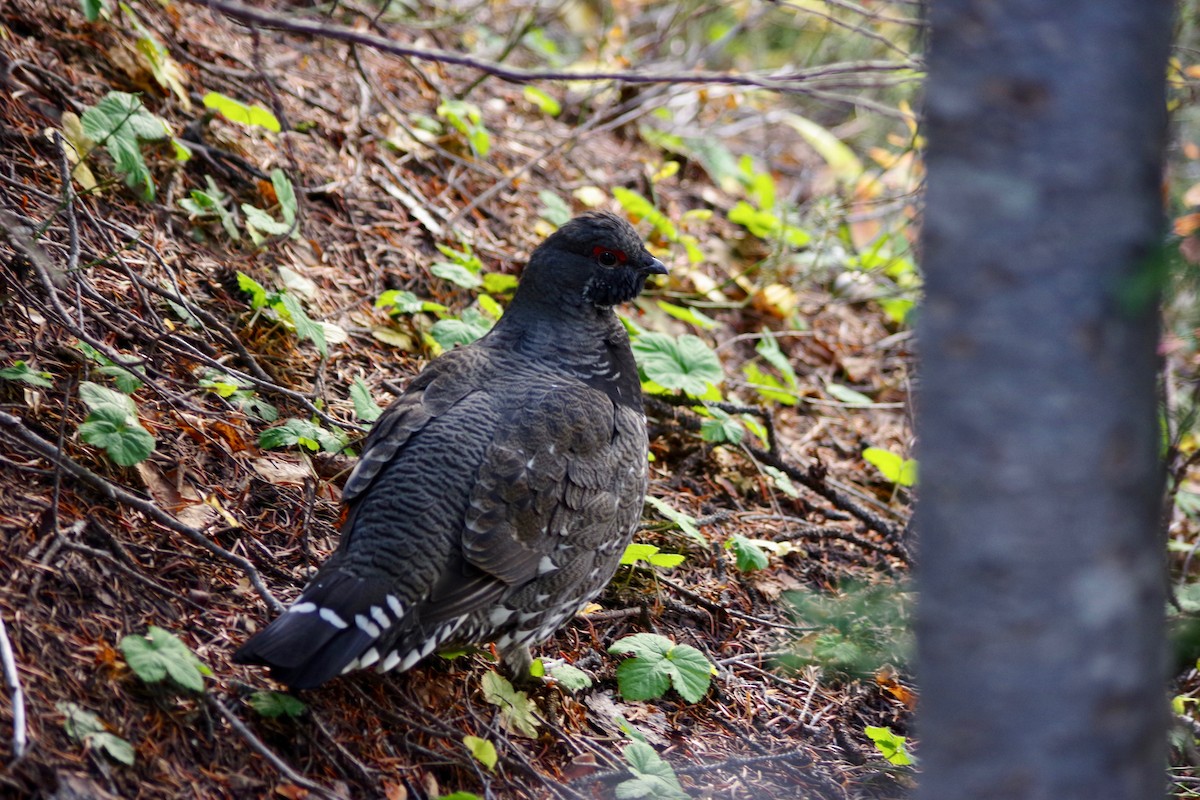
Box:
left=641, top=255, right=669, bottom=276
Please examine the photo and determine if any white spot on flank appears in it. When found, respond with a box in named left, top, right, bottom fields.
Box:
left=355, top=614, right=382, bottom=639
left=359, top=647, right=381, bottom=668
left=379, top=650, right=402, bottom=673
left=371, top=605, right=391, bottom=630
left=319, top=607, right=348, bottom=629
left=490, top=607, right=515, bottom=625
left=340, top=657, right=360, bottom=675
left=387, top=595, right=405, bottom=618
left=290, top=601, right=317, bottom=614
left=537, top=556, right=557, bottom=575
left=526, top=458, right=536, bottom=469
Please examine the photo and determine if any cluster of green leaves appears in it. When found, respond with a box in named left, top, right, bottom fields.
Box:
left=247, top=691, right=306, bottom=719
left=198, top=369, right=278, bottom=422
left=613, top=721, right=688, bottom=800
left=479, top=671, right=540, bottom=738
left=608, top=633, right=715, bottom=703
left=236, top=270, right=335, bottom=357
left=58, top=702, right=135, bottom=766
left=78, top=381, right=155, bottom=467
left=782, top=582, right=912, bottom=678
left=845, top=232, right=921, bottom=325
left=72, top=91, right=189, bottom=200
left=0, top=361, right=53, bottom=389
left=612, top=188, right=705, bottom=264
left=259, top=417, right=350, bottom=454
left=120, top=625, right=212, bottom=693
left=181, top=169, right=298, bottom=246
left=863, top=446, right=918, bottom=488
left=865, top=725, right=914, bottom=766
left=620, top=542, right=686, bottom=570
left=437, top=99, right=491, bottom=158
left=724, top=534, right=796, bottom=573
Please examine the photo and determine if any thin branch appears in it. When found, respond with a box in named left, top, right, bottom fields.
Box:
left=197, top=0, right=915, bottom=92
left=0, top=411, right=282, bottom=613
left=0, top=613, right=26, bottom=763
left=206, top=695, right=341, bottom=799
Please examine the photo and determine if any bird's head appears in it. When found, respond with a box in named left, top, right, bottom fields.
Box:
left=515, top=211, right=668, bottom=311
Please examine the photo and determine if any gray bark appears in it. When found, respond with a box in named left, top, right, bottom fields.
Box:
left=915, top=2, right=1174, bottom=798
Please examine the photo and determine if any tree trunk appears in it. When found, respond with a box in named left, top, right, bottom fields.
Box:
left=915, top=2, right=1173, bottom=798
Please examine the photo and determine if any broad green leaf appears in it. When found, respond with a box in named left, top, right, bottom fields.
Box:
left=762, top=465, right=801, bottom=498
left=481, top=272, right=519, bottom=295
left=463, top=735, right=497, bottom=770
left=236, top=272, right=269, bottom=309
left=826, top=382, right=874, bottom=406
left=436, top=793, right=482, bottom=800
left=271, top=169, right=297, bottom=225
left=863, top=447, right=918, bottom=487
left=120, top=625, right=211, bottom=692
left=620, top=543, right=684, bottom=569
left=58, top=702, right=135, bottom=765
left=80, top=0, right=105, bottom=21
left=779, top=112, right=864, bottom=183
left=632, top=333, right=723, bottom=396
left=430, top=308, right=494, bottom=350
left=79, top=380, right=137, bottom=416
left=202, top=92, right=281, bottom=132
left=864, top=726, right=914, bottom=766
left=547, top=663, right=593, bottom=692
left=350, top=377, right=383, bottom=422
left=699, top=407, right=744, bottom=444
left=612, top=188, right=677, bottom=241
left=259, top=418, right=347, bottom=453
left=755, top=334, right=798, bottom=387
left=248, top=691, right=306, bottom=719
left=523, top=86, right=562, bottom=116
left=76, top=342, right=143, bottom=393
left=80, top=92, right=171, bottom=200
left=743, top=362, right=799, bottom=405
left=79, top=406, right=156, bottom=466
left=726, top=535, right=770, bottom=572
left=479, top=671, right=539, bottom=737
left=617, top=741, right=687, bottom=800
left=609, top=633, right=715, bottom=703
left=376, top=289, right=446, bottom=315
left=432, top=261, right=483, bottom=289
left=241, top=203, right=292, bottom=242
left=538, top=190, right=572, bottom=226
left=656, top=300, right=716, bottom=330
left=0, top=361, right=53, bottom=388
left=277, top=293, right=328, bottom=357
left=437, top=99, right=490, bottom=158
left=643, top=496, right=704, bottom=544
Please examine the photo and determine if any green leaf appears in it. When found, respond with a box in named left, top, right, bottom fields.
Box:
left=248, top=691, right=306, bottom=719
left=699, top=407, right=744, bottom=444
left=0, top=361, right=53, bottom=388
left=612, top=188, right=677, bottom=241
left=620, top=543, right=684, bottom=570
left=523, top=86, right=562, bottom=116
left=656, top=300, right=716, bottom=330
left=259, top=418, right=347, bottom=453
left=547, top=663, right=593, bottom=692
left=864, top=726, right=914, bottom=766
left=80, top=0, right=105, bottom=21
left=202, top=92, right=281, bottom=132
left=277, top=293, right=328, bottom=356
left=863, top=447, right=918, bottom=487
left=609, top=633, right=715, bottom=703
left=727, top=201, right=810, bottom=247
left=58, top=702, right=135, bottom=765
left=350, top=377, right=383, bottom=422
left=80, top=92, right=171, bottom=200
left=376, top=289, right=446, bottom=315
left=481, top=272, right=519, bottom=295
left=463, top=735, right=498, bottom=770
left=726, top=535, right=770, bottom=572
left=743, top=362, right=799, bottom=405
left=632, top=333, right=723, bottom=396
left=120, top=625, right=211, bottom=693
left=76, top=342, right=143, bottom=392
left=236, top=272, right=269, bottom=309
left=79, top=380, right=137, bottom=416
left=271, top=169, right=298, bottom=226
left=431, top=261, right=483, bottom=289
left=617, top=741, right=687, bottom=800
left=241, top=203, right=292, bottom=242
left=643, top=496, right=704, bottom=544
left=437, top=99, right=490, bottom=158
left=779, top=112, right=863, bottom=183
left=479, top=671, right=540, bottom=737
left=538, top=190, right=572, bottom=226
left=826, top=382, right=874, bottom=406
left=79, top=406, right=156, bottom=466
left=430, top=308, right=494, bottom=350
left=436, top=793, right=482, bottom=800
left=762, top=465, right=801, bottom=498
left=755, top=334, right=798, bottom=387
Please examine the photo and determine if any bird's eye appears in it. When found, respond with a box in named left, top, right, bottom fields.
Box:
left=593, top=246, right=626, bottom=267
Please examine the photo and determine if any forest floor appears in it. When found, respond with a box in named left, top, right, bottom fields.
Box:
left=0, top=1, right=920, bottom=797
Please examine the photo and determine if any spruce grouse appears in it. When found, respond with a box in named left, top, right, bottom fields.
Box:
left=234, top=212, right=666, bottom=689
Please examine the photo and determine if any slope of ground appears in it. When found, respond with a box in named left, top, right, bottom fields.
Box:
left=0, top=1, right=919, bottom=797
